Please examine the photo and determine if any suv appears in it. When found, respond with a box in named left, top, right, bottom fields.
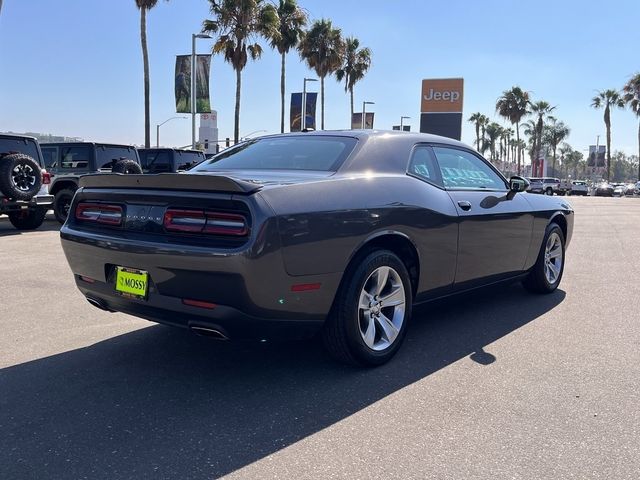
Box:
left=527, top=177, right=560, bottom=195
left=559, top=179, right=588, bottom=196
left=0, top=134, right=53, bottom=230
left=138, top=148, right=205, bottom=174
left=41, top=142, right=142, bottom=223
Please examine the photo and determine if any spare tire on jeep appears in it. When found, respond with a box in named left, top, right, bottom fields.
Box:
left=0, top=153, right=43, bottom=200
left=112, top=159, right=142, bottom=174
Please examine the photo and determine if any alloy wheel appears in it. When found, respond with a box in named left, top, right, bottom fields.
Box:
left=544, top=232, right=563, bottom=284
left=357, top=266, right=406, bottom=351
left=12, top=164, right=37, bottom=192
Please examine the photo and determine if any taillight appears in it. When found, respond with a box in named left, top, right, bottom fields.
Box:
left=75, top=203, right=123, bottom=226
left=164, top=208, right=248, bottom=236
left=42, top=171, right=51, bottom=185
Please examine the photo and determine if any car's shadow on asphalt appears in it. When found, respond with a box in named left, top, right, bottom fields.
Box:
left=0, top=215, right=60, bottom=237
left=0, top=284, right=565, bottom=479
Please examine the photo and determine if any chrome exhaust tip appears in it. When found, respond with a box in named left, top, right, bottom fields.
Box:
left=189, top=325, right=228, bottom=340
left=86, top=296, right=112, bottom=312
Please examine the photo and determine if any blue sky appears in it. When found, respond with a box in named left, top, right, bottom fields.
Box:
left=0, top=0, right=638, bottom=157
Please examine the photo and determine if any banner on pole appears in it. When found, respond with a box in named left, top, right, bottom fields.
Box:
left=175, top=54, right=212, bottom=114
left=290, top=92, right=317, bottom=131
left=351, top=112, right=374, bottom=129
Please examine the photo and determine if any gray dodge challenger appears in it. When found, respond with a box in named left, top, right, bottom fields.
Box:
left=60, top=130, right=573, bottom=365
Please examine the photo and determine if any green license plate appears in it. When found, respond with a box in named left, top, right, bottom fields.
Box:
left=115, top=266, right=148, bottom=299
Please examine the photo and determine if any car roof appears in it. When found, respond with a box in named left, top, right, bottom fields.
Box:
left=138, top=148, right=204, bottom=154
left=0, top=133, right=38, bottom=141
left=257, top=129, right=470, bottom=148
left=41, top=142, right=136, bottom=148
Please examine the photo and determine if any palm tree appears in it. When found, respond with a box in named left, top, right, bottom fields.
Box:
left=468, top=112, right=484, bottom=150
left=623, top=73, right=640, bottom=180
left=485, top=122, right=502, bottom=161
left=522, top=119, right=537, bottom=160
left=478, top=114, right=490, bottom=155
left=270, top=0, right=307, bottom=133
left=496, top=86, right=529, bottom=174
left=591, top=89, right=625, bottom=181
left=203, top=0, right=279, bottom=143
left=529, top=101, right=556, bottom=177
left=298, top=19, right=344, bottom=130
left=135, top=0, right=159, bottom=148
left=559, top=142, right=573, bottom=178
left=336, top=37, right=372, bottom=119
left=543, top=119, right=570, bottom=176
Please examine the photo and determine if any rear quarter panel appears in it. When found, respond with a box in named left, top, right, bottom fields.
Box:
left=259, top=174, right=459, bottom=296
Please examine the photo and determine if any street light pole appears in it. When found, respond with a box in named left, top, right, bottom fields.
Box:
left=191, top=33, right=211, bottom=149
left=362, top=101, right=375, bottom=129
left=302, top=77, right=317, bottom=131
left=400, top=116, right=410, bottom=131
left=595, top=134, right=600, bottom=171
left=157, top=116, right=188, bottom=148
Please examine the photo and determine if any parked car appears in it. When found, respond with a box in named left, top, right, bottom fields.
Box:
left=626, top=183, right=639, bottom=196
left=60, top=131, right=574, bottom=366
left=527, top=177, right=560, bottom=195
left=41, top=142, right=142, bottom=223
left=526, top=177, right=544, bottom=193
left=138, top=148, right=206, bottom=174
left=612, top=183, right=626, bottom=197
left=541, top=177, right=561, bottom=195
left=593, top=182, right=614, bottom=197
left=0, top=134, right=53, bottom=230
left=567, top=180, right=588, bottom=196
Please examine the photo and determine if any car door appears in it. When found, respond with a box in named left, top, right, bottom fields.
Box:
left=406, top=145, right=459, bottom=297
left=431, top=145, right=533, bottom=285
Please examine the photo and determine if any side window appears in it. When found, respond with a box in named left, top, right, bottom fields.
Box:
left=408, top=146, right=442, bottom=187
left=142, top=151, right=172, bottom=173
left=432, top=146, right=506, bottom=191
left=60, top=146, right=91, bottom=170
left=41, top=147, right=58, bottom=169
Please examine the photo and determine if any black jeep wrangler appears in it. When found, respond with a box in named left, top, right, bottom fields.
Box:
left=41, top=142, right=142, bottom=223
left=0, top=134, right=54, bottom=230
left=138, top=148, right=205, bottom=174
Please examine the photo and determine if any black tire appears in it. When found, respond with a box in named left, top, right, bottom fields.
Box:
left=53, top=188, right=76, bottom=224
left=322, top=250, right=413, bottom=366
left=545, top=187, right=554, bottom=196
left=522, top=223, right=565, bottom=294
left=0, top=153, right=43, bottom=200
left=112, top=159, right=142, bottom=174
left=8, top=207, right=47, bottom=230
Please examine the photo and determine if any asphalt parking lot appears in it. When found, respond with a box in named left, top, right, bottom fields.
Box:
left=1, top=196, right=639, bottom=480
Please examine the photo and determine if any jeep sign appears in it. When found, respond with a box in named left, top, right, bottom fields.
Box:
left=420, top=78, right=464, bottom=113
left=420, top=78, right=464, bottom=140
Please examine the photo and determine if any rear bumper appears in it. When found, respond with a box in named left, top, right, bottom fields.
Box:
left=76, top=276, right=323, bottom=340
left=0, top=194, right=54, bottom=211
left=60, top=224, right=342, bottom=339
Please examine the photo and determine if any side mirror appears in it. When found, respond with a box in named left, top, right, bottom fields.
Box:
left=509, top=176, right=529, bottom=193
left=507, top=176, right=529, bottom=199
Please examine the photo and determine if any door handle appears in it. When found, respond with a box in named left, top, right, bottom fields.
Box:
left=457, top=201, right=472, bottom=211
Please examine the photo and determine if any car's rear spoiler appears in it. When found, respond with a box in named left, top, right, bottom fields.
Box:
left=79, top=173, right=262, bottom=194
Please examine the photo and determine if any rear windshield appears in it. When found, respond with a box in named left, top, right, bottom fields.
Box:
left=96, top=145, right=139, bottom=170
left=0, top=137, right=41, bottom=164
left=192, top=136, right=357, bottom=172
